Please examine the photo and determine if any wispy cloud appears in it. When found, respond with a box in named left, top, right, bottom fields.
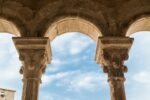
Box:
left=0, top=34, right=21, bottom=83
left=51, top=32, right=94, bottom=56
left=132, top=71, right=150, bottom=84
left=42, top=70, right=107, bottom=92
left=42, top=71, right=75, bottom=86
left=68, top=72, right=107, bottom=92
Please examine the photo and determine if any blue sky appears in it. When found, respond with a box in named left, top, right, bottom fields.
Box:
left=0, top=32, right=150, bottom=100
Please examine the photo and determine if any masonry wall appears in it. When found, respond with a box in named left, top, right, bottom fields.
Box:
left=0, top=88, right=15, bottom=100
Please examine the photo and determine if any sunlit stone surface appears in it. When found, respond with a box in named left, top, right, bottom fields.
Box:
left=0, top=88, right=15, bottom=100
left=0, top=0, right=150, bottom=100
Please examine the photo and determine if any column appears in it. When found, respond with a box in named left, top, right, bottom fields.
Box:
left=95, top=37, right=133, bottom=100
left=13, top=37, right=51, bottom=100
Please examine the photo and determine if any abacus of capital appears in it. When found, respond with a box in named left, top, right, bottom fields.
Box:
left=12, top=36, right=133, bottom=100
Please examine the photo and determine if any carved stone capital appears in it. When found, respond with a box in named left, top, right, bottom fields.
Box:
left=13, top=37, right=51, bottom=79
left=96, top=37, right=133, bottom=80
left=13, top=37, right=51, bottom=100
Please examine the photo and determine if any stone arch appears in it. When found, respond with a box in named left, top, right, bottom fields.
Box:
left=0, top=18, right=21, bottom=36
left=34, top=0, right=107, bottom=37
left=126, top=16, right=150, bottom=36
left=44, top=17, right=102, bottom=42
left=0, top=1, right=34, bottom=36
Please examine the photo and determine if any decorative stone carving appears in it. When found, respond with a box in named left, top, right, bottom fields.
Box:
left=13, top=37, right=51, bottom=100
left=96, top=37, right=133, bottom=100
left=19, top=49, right=47, bottom=76
left=102, top=48, right=129, bottom=81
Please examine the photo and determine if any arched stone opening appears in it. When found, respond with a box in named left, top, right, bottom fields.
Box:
left=44, top=17, right=102, bottom=42
left=41, top=32, right=107, bottom=100
left=41, top=17, right=105, bottom=99
left=0, top=18, right=21, bottom=36
left=126, top=16, right=150, bottom=37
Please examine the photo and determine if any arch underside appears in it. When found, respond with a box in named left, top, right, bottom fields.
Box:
left=44, top=17, right=102, bottom=42
left=126, top=17, right=150, bottom=36
left=0, top=19, right=20, bottom=36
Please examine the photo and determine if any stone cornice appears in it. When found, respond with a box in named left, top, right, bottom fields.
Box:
left=95, top=37, right=133, bottom=64
left=98, top=37, right=133, bottom=48
left=13, top=37, right=51, bottom=63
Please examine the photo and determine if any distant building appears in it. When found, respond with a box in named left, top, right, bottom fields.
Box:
left=0, top=88, right=15, bottom=100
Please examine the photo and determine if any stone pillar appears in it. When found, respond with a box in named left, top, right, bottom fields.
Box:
left=13, top=37, right=51, bottom=100
left=96, top=37, right=133, bottom=100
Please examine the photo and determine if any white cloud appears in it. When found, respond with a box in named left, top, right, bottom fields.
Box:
left=0, top=33, right=14, bottom=42
left=46, top=58, right=69, bottom=72
left=51, top=32, right=94, bottom=55
left=41, top=70, right=107, bottom=93
left=0, top=57, right=21, bottom=88
left=69, top=39, right=91, bottom=55
left=132, top=71, right=150, bottom=84
left=0, top=33, right=22, bottom=100
left=46, top=65, right=60, bottom=72
left=51, top=58, right=68, bottom=65
left=0, top=39, right=21, bottom=82
left=51, top=32, right=78, bottom=53
left=39, top=91, right=72, bottom=100
left=39, top=92, right=55, bottom=100
left=42, top=71, right=75, bottom=86
left=126, top=71, right=150, bottom=100
left=68, top=72, right=107, bottom=92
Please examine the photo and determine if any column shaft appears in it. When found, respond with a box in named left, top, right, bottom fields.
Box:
left=109, top=80, right=126, bottom=100
left=107, top=65, right=127, bottom=100
left=22, top=79, right=40, bottom=100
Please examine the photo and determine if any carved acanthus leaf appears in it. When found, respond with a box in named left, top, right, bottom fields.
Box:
left=19, top=49, right=47, bottom=76
left=95, top=37, right=133, bottom=80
